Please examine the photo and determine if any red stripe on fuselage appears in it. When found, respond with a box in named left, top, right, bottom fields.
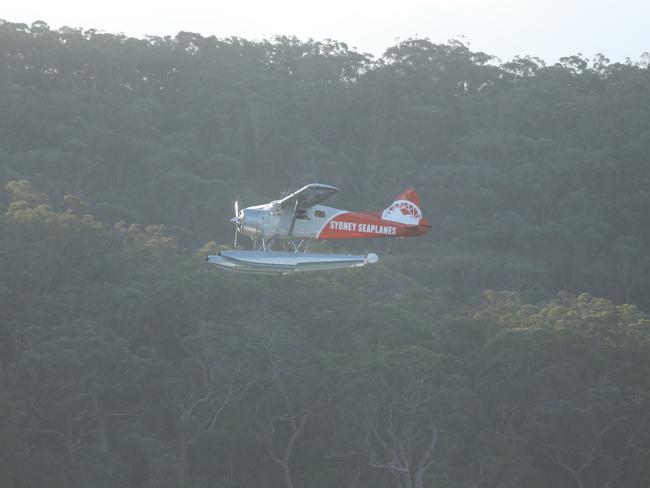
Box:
left=317, top=212, right=430, bottom=239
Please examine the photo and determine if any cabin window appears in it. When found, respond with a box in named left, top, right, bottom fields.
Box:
left=315, top=210, right=326, bottom=218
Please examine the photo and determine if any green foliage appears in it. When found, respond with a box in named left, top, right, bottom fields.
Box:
left=2, top=18, right=650, bottom=488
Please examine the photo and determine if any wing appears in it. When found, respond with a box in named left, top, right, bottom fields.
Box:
left=278, top=183, right=339, bottom=210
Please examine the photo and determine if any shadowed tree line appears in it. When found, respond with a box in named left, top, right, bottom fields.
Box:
left=1, top=19, right=650, bottom=487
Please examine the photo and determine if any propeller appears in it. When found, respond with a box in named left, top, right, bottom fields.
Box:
left=230, top=200, right=241, bottom=247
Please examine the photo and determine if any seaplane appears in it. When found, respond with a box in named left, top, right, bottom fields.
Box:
left=207, top=184, right=430, bottom=275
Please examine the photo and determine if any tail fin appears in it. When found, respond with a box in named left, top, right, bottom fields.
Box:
left=381, top=189, right=423, bottom=225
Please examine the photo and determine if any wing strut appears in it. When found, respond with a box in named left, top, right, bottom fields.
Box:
left=288, top=199, right=299, bottom=237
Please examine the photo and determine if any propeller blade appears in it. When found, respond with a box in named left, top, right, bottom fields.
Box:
left=233, top=200, right=240, bottom=247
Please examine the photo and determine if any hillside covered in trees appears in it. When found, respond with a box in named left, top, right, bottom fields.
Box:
left=1, top=19, right=650, bottom=488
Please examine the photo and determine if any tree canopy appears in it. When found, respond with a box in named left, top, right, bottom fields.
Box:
left=1, top=19, right=650, bottom=488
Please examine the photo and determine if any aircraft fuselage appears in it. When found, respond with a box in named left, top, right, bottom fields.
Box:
left=237, top=202, right=429, bottom=241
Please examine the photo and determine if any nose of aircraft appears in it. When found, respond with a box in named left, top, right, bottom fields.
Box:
left=230, top=209, right=244, bottom=247
left=230, top=210, right=244, bottom=225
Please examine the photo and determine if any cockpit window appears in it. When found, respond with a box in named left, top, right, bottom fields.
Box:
left=315, top=210, right=326, bottom=218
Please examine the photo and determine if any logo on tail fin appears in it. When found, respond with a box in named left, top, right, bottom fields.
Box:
left=381, top=189, right=422, bottom=225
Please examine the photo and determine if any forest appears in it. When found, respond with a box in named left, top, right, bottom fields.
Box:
left=1, top=18, right=650, bottom=487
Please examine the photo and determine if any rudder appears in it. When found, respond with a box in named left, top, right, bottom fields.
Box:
left=381, top=189, right=423, bottom=225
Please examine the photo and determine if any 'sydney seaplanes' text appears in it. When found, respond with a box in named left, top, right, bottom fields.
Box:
left=328, top=220, right=397, bottom=235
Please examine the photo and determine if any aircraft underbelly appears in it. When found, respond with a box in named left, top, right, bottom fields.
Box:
left=263, top=210, right=333, bottom=239
left=286, top=219, right=320, bottom=238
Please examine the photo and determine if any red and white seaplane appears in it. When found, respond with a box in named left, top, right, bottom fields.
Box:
left=207, top=184, right=430, bottom=274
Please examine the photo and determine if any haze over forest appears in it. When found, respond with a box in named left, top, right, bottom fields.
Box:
left=1, top=18, right=650, bottom=488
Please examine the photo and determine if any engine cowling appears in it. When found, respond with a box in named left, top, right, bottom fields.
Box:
left=239, top=208, right=265, bottom=238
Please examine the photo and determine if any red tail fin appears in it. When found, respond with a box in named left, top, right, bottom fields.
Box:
left=381, top=189, right=423, bottom=225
